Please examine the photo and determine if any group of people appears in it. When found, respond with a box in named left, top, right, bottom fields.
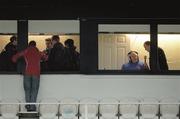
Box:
left=0, top=35, right=80, bottom=72
left=11, top=35, right=80, bottom=111
left=121, top=41, right=169, bottom=71
left=41, top=35, right=80, bottom=71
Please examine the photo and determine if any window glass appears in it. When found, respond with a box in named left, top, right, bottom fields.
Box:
left=98, top=25, right=150, bottom=71
left=29, top=20, right=80, bottom=72
left=158, top=25, right=180, bottom=70
left=0, top=21, right=17, bottom=71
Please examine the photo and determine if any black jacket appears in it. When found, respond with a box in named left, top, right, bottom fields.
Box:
left=48, top=42, right=65, bottom=71
left=158, top=47, right=169, bottom=71
left=64, top=47, right=80, bottom=70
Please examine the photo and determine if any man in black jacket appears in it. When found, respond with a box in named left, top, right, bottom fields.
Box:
left=1, top=35, right=17, bottom=71
left=144, top=41, right=169, bottom=71
left=64, top=39, right=80, bottom=70
left=48, top=35, right=65, bottom=71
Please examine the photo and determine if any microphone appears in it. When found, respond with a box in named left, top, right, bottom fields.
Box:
left=144, top=55, right=147, bottom=63
left=144, top=55, right=149, bottom=70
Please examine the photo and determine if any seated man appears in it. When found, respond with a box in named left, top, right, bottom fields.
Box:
left=121, top=51, right=148, bottom=70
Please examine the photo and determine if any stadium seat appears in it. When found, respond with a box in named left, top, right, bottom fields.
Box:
left=99, top=97, right=119, bottom=119
left=79, top=97, right=98, bottom=119
left=140, top=97, right=159, bottom=119
left=39, top=98, right=59, bottom=119
left=160, top=97, right=179, bottom=119
left=60, top=97, right=79, bottom=119
left=120, top=97, right=139, bottom=119
left=0, top=98, right=19, bottom=119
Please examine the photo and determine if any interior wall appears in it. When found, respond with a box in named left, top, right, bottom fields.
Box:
left=158, top=34, right=180, bottom=70
left=29, top=20, right=79, bottom=34
left=0, top=75, right=180, bottom=101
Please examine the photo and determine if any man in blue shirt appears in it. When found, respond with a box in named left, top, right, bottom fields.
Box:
left=121, top=51, right=148, bottom=70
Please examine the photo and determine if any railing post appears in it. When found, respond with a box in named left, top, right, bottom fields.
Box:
left=85, top=104, right=88, bottom=119
left=138, top=104, right=140, bottom=119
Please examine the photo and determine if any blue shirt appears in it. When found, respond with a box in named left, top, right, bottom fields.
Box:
left=121, top=61, right=145, bottom=70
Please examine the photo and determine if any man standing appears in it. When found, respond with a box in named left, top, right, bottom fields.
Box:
left=3, top=35, right=17, bottom=71
left=144, top=41, right=169, bottom=71
left=64, top=39, right=80, bottom=70
left=12, top=41, right=45, bottom=111
left=41, top=38, right=52, bottom=71
left=43, top=38, right=52, bottom=56
left=48, top=35, right=65, bottom=71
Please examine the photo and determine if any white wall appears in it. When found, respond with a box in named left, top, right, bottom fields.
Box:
left=0, top=75, right=180, bottom=101
left=29, top=20, right=79, bottom=34
left=99, top=25, right=150, bottom=32
left=99, top=24, right=180, bottom=33
left=0, top=21, right=17, bottom=33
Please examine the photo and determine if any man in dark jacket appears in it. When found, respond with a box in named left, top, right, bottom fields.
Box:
left=2, top=35, right=17, bottom=71
left=64, top=39, right=80, bottom=70
left=144, top=41, right=169, bottom=71
left=48, top=35, right=65, bottom=71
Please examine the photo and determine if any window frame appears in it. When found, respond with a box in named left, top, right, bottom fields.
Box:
left=83, top=18, right=180, bottom=75
left=1, top=19, right=180, bottom=75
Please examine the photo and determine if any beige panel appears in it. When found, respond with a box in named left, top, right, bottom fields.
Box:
left=158, top=34, right=180, bottom=70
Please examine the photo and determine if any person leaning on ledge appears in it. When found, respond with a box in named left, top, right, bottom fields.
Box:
left=12, top=41, right=47, bottom=111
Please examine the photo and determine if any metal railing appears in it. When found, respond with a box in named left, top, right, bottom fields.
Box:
left=0, top=102, right=179, bottom=119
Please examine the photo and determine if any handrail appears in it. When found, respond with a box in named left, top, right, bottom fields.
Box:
left=0, top=102, right=179, bottom=105
left=0, top=102, right=179, bottom=119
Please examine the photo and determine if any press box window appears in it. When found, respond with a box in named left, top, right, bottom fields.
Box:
left=28, top=20, right=80, bottom=72
left=98, top=24, right=150, bottom=71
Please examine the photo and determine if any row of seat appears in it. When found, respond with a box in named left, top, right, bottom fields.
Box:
left=0, top=97, right=179, bottom=119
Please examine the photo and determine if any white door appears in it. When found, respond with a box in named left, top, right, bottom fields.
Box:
left=98, top=34, right=130, bottom=70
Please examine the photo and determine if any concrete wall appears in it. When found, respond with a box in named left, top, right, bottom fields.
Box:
left=0, top=75, right=180, bottom=101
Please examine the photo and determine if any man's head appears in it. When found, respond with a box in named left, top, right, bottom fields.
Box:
left=10, top=35, right=17, bottom=46
left=45, top=38, right=52, bottom=49
left=144, top=41, right=150, bottom=52
left=51, top=35, right=60, bottom=46
left=128, top=51, right=139, bottom=63
left=64, top=39, right=74, bottom=48
left=28, top=41, right=36, bottom=47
